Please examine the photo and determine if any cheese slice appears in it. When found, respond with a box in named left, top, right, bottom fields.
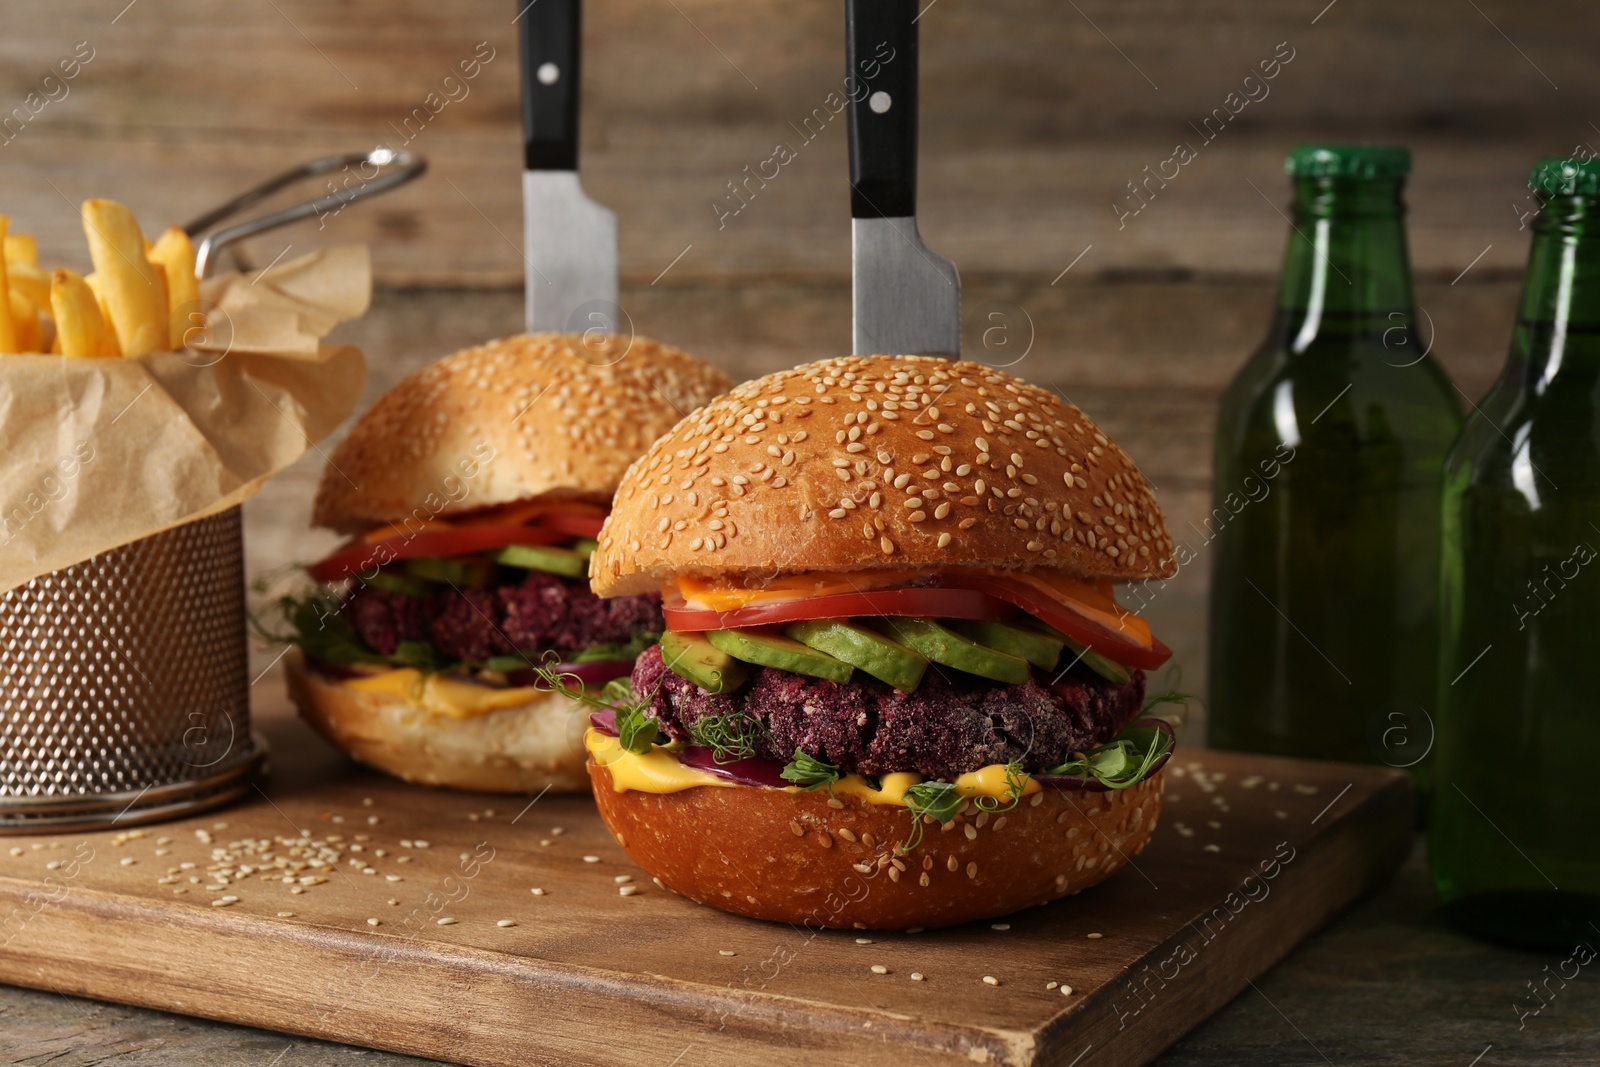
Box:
left=587, top=733, right=1038, bottom=808
left=343, top=668, right=544, bottom=719
left=586, top=730, right=736, bottom=793
left=677, top=569, right=919, bottom=612
left=674, top=565, right=1153, bottom=651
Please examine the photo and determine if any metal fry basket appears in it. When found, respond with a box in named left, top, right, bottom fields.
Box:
left=0, top=506, right=266, bottom=832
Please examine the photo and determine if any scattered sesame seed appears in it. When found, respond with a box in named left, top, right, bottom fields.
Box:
left=367, top=918, right=381, bottom=927
left=387, top=898, right=399, bottom=906
left=412, top=840, right=430, bottom=848
left=719, top=950, right=736, bottom=957
left=497, top=919, right=517, bottom=928
left=855, top=938, right=873, bottom=944
left=1203, top=844, right=1222, bottom=853
left=620, top=885, right=640, bottom=897
left=530, top=888, right=545, bottom=896
left=871, top=965, right=888, bottom=975
left=211, top=899, right=235, bottom=907
left=583, top=855, right=601, bottom=864
left=1086, top=933, right=1103, bottom=940
left=1046, top=981, right=1058, bottom=990
left=982, top=976, right=1000, bottom=986
left=991, top=923, right=1010, bottom=931
left=615, top=875, right=633, bottom=884
left=910, top=972, right=925, bottom=981
left=277, top=911, right=294, bottom=918
left=1061, top=985, right=1075, bottom=996
left=120, top=857, right=135, bottom=866
left=436, top=917, right=458, bottom=926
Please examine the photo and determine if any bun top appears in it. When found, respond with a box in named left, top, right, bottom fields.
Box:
left=313, top=333, right=732, bottom=533
left=592, top=355, right=1175, bottom=597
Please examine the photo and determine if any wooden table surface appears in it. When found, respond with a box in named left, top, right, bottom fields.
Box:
left=8, top=838, right=1594, bottom=1066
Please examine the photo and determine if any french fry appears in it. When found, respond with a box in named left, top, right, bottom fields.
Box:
left=8, top=261, right=50, bottom=309
left=0, top=216, right=17, bottom=353
left=4, top=233, right=37, bottom=267
left=148, top=226, right=199, bottom=350
left=82, top=272, right=122, bottom=357
left=10, top=291, right=40, bottom=352
left=50, top=269, right=109, bottom=358
left=80, top=198, right=166, bottom=357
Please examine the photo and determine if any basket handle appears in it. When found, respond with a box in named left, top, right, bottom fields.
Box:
left=185, top=148, right=427, bottom=278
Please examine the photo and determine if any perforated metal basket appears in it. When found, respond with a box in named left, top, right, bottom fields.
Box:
left=0, top=506, right=265, bottom=832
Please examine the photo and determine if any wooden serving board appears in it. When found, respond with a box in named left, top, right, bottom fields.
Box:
left=0, top=680, right=1412, bottom=1067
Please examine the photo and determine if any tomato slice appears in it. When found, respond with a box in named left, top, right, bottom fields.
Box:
left=539, top=511, right=606, bottom=539
left=307, top=525, right=567, bottom=583
left=456, top=499, right=608, bottom=530
left=662, top=587, right=1013, bottom=631
left=942, top=572, right=1171, bottom=671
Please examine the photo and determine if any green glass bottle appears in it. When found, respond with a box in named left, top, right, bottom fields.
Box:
left=1207, top=145, right=1462, bottom=775
left=1430, top=157, right=1600, bottom=949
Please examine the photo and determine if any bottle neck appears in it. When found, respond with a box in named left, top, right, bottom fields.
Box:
left=1273, top=177, right=1415, bottom=353
left=1515, top=193, right=1600, bottom=390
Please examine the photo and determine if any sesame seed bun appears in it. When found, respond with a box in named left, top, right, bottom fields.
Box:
left=287, top=652, right=592, bottom=793
left=587, top=756, right=1163, bottom=929
left=591, top=355, right=1175, bottom=597
left=313, top=333, right=733, bottom=534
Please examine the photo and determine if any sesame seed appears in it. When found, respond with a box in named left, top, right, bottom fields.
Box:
left=620, top=885, right=640, bottom=896
left=1061, top=985, right=1075, bottom=996
left=276, top=911, right=294, bottom=918
left=437, top=917, right=458, bottom=926
left=982, top=975, right=1000, bottom=986
left=1086, top=932, right=1103, bottom=939
left=583, top=855, right=601, bottom=863
left=530, top=888, right=545, bottom=895
left=856, top=937, right=873, bottom=944
left=991, top=923, right=1011, bottom=931
left=497, top=919, right=517, bottom=927
left=719, top=950, right=736, bottom=957
left=871, top=965, right=889, bottom=975
left=911, top=972, right=925, bottom=981
left=367, top=918, right=381, bottom=926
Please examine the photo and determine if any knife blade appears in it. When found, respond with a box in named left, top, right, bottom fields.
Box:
left=846, top=0, right=960, bottom=357
left=519, top=0, right=618, bottom=334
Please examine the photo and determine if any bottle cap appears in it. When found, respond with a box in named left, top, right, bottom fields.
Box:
left=1286, top=145, right=1411, bottom=180
left=1529, top=156, right=1600, bottom=197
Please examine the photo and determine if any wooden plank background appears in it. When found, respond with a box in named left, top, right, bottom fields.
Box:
left=2, top=0, right=1579, bottom=727
left=0, top=0, right=1590, bottom=285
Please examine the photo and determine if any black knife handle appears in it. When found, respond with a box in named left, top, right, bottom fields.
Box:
left=846, top=0, right=918, bottom=219
left=519, top=0, right=581, bottom=171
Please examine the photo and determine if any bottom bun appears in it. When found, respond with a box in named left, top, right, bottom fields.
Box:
left=287, top=651, right=591, bottom=794
left=587, top=756, right=1162, bottom=929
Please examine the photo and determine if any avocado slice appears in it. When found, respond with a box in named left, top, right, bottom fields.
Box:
left=874, top=617, right=1031, bottom=685
left=402, top=556, right=497, bottom=587
left=492, top=543, right=589, bottom=578
left=704, top=627, right=854, bottom=684
left=1057, top=636, right=1133, bottom=686
left=785, top=619, right=928, bottom=691
left=659, top=631, right=749, bottom=694
left=358, top=568, right=432, bottom=597
left=947, top=618, right=1064, bottom=670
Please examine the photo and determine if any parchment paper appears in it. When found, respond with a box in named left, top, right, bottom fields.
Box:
left=0, top=246, right=371, bottom=592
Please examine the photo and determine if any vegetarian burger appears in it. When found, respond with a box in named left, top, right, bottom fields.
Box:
left=584, top=355, right=1180, bottom=929
left=278, top=333, right=731, bottom=793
